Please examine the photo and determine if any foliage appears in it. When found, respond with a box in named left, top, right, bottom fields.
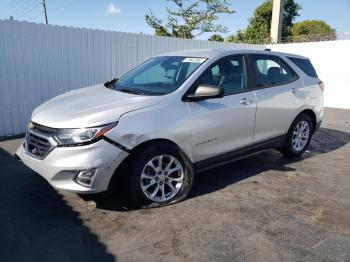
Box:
left=227, top=0, right=300, bottom=44
left=290, top=20, right=336, bottom=42
left=145, top=0, right=234, bottom=38
left=208, top=34, right=224, bottom=42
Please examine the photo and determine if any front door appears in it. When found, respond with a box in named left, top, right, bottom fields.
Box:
left=187, top=55, right=257, bottom=163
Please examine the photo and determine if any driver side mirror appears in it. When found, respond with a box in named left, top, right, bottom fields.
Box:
left=186, top=85, right=225, bottom=101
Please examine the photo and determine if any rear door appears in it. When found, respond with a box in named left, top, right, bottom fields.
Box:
left=248, top=54, right=306, bottom=143
left=187, top=55, right=256, bottom=162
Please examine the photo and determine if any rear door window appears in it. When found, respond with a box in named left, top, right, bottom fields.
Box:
left=250, top=54, right=298, bottom=88
left=288, top=57, right=318, bottom=78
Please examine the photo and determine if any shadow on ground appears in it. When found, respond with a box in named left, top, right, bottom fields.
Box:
left=0, top=148, right=115, bottom=262
left=189, top=127, right=350, bottom=199
left=83, top=127, right=350, bottom=211
left=0, top=127, right=349, bottom=260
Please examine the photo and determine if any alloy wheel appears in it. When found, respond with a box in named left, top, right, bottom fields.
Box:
left=140, top=155, right=184, bottom=202
left=292, top=120, right=310, bottom=151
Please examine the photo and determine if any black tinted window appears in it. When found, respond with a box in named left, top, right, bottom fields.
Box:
left=197, top=55, right=247, bottom=95
left=288, top=57, right=318, bottom=78
left=251, top=55, right=297, bottom=88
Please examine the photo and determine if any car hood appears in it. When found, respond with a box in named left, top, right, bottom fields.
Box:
left=31, top=84, right=162, bottom=128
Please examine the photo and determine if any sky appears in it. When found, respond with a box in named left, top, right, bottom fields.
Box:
left=0, top=0, right=349, bottom=39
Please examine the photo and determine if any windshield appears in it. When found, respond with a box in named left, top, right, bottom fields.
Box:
left=109, top=56, right=207, bottom=95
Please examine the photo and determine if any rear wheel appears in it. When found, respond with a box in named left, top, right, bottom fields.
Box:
left=125, top=143, right=194, bottom=208
left=282, top=113, right=313, bottom=157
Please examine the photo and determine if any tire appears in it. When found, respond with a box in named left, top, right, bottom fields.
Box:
left=282, top=113, right=313, bottom=157
left=124, top=143, right=194, bottom=208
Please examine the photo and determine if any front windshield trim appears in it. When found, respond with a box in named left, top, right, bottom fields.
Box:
left=106, top=56, right=208, bottom=96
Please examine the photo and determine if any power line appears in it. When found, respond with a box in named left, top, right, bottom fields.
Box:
left=35, top=0, right=81, bottom=24
left=28, top=10, right=44, bottom=21
left=1, top=0, right=22, bottom=17
left=26, top=0, right=46, bottom=24
left=16, top=0, right=41, bottom=19
left=11, top=0, right=37, bottom=18
left=49, top=0, right=81, bottom=13
left=3, top=0, right=81, bottom=23
left=17, top=2, right=40, bottom=19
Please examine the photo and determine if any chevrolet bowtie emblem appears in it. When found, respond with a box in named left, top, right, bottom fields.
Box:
left=31, top=147, right=38, bottom=154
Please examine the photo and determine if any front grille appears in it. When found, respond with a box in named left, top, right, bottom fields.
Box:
left=25, top=122, right=57, bottom=159
left=31, top=122, right=58, bottom=136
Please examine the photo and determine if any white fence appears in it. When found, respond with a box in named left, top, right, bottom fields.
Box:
left=0, top=20, right=263, bottom=136
left=1, top=20, right=349, bottom=137
left=268, top=40, right=350, bottom=110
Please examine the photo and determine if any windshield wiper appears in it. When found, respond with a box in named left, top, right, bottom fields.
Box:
left=104, top=78, right=118, bottom=88
left=118, top=88, right=145, bottom=95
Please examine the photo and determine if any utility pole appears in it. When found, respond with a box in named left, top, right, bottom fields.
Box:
left=270, top=0, right=284, bottom=43
left=41, top=0, right=48, bottom=25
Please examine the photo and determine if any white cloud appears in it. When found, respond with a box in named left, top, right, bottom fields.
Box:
left=105, top=3, right=121, bottom=16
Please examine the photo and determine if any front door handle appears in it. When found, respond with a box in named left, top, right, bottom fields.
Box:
left=240, top=98, right=255, bottom=105
left=290, top=87, right=296, bottom=93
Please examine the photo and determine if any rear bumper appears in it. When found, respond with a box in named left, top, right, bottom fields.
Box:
left=16, top=139, right=129, bottom=193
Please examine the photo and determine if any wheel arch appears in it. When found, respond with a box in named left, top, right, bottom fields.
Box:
left=300, top=109, right=317, bottom=133
left=130, top=138, right=183, bottom=154
left=292, top=109, right=317, bottom=133
left=108, top=138, right=191, bottom=191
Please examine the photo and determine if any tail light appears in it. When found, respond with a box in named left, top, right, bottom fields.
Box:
left=319, top=81, right=325, bottom=92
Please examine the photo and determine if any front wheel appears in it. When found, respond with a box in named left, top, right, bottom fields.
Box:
left=125, top=144, right=194, bottom=208
left=282, top=113, right=313, bottom=157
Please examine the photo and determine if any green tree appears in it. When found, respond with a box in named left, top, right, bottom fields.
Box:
left=208, top=34, right=224, bottom=42
left=145, top=0, right=234, bottom=39
left=228, top=0, right=300, bottom=43
left=290, top=20, right=336, bottom=42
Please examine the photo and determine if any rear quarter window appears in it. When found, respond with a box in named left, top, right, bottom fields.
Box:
left=250, top=54, right=298, bottom=88
left=288, top=57, right=318, bottom=78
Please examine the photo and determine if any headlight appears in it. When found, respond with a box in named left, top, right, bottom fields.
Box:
left=55, top=122, right=117, bottom=146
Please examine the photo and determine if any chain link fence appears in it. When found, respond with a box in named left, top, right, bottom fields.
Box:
left=279, top=32, right=350, bottom=44
left=227, top=32, right=350, bottom=45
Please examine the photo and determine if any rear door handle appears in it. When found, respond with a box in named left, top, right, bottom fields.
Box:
left=290, top=88, right=296, bottom=93
left=240, top=98, right=255, bottom=105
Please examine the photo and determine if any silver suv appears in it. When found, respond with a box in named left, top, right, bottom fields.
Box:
left=16, top=49, right=324, bottom=207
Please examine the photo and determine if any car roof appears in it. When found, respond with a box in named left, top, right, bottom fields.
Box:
left=157, top=48, right=308, bottom=60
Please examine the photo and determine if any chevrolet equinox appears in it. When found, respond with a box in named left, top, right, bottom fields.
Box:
left=16, top=49, right=324, bottom=207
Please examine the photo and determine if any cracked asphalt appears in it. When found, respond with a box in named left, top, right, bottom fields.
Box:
left=0, top=107, right=349, bottom=262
